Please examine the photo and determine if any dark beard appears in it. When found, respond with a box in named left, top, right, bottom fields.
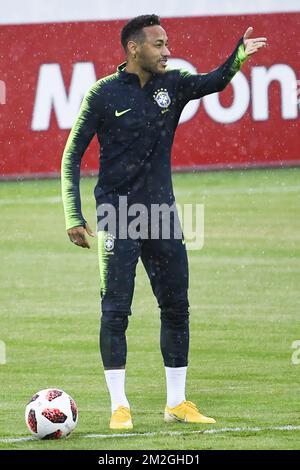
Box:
left=141, top=62, right=165, bottom=76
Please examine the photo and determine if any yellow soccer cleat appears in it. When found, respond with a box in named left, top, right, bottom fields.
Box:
left=164, top=401, right=216, bottom=424
left=110, top=406, right=133, bottom=430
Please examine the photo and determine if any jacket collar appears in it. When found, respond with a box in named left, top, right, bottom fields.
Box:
left=117, top=62, right=158, bottom=86
left=117, top=62, right=140, bottom=83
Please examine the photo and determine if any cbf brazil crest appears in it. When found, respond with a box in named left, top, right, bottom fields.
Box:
left=104, top=234, right=115, bottom=252
left=153, top=88, right=171, bottom=108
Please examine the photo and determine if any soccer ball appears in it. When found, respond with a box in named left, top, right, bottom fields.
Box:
left=25, top=388, right=78, bottom=439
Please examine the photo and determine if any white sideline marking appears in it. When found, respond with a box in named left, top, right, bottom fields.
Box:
left=0, top=436, right=35, bottom=443
left=1, top=425, right=300, bottom=443
left=0, top=196, right=62, bottom=205
left=0, top=185, right=299, bottom=206
left=175, top=185, right=300, bottom=196
left=84, top=425, right=300, bottom=439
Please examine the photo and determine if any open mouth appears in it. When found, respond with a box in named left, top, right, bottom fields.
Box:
left=160, top=59, right=168, bottom=67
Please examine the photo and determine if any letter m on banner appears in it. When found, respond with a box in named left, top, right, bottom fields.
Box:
left=0, top=80, right=6, bottom=104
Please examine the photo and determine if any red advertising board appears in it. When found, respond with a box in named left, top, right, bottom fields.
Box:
left=0, top=13, right=299, bottom=177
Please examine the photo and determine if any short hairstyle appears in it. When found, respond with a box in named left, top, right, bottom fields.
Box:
left=121, top=14, right=161, bottom=51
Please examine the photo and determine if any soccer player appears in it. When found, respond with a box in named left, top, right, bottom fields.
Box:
left=61, top=15, right=267, bottom=429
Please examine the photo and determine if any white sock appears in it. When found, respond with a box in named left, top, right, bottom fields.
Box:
left=104, top=369, right=130, bottom=413
left=165, top=366, right=187, bottom=408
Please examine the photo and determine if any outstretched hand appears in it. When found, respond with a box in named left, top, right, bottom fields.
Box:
left=67, top=222, right=96, bottom=249
left=243, top=27, right=267, bottom=56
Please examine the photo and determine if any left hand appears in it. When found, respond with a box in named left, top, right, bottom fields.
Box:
left=243, top=27, right=267, bottom=56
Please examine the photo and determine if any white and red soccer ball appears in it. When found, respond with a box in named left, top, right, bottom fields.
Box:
left=25, top=388, right=78, bottom=439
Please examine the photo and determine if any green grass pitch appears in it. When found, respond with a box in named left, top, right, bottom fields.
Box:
left=0, top=168, right=299, bottom=450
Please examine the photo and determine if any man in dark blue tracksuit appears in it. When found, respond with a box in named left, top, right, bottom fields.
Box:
left=61, top=14, right=267, bottom=429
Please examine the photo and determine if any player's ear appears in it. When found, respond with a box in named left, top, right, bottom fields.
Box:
left=127, top=40, right=138, bottom=60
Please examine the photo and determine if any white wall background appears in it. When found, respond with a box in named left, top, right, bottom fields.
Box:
left=1, top=0, right=300, bottom=24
